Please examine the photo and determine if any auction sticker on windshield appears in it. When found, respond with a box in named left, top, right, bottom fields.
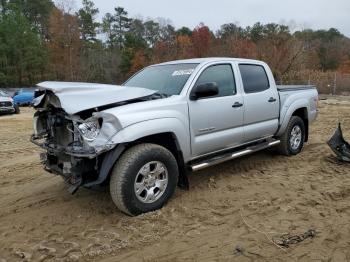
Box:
left=172, top=69, right=195, bottom=76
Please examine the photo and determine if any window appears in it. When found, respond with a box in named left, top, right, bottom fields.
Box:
left=195, top=64, right=236, bottom=97
left=239, top=64, right=270, bottom=93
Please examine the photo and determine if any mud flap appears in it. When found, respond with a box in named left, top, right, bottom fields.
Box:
left=83, top=145, right=126, bottom=188
left=178, top=170, right=189, bottom=190
left=68, top=179, right=82, bottom=194
left=327, top=123, right=350, bottom=162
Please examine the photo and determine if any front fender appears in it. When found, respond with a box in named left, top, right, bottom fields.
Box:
left=111, top=118, right=191, bottom=161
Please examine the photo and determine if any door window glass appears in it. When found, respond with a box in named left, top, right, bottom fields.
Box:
left=195, top=64, right=236, bottom=97
left=239, top=64, right=270, bottom=93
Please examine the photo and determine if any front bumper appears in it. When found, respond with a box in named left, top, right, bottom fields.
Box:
left=0, top=106, right=15, bottom=114
left=31, top=134, right=127, bottom=195
left=327, top=123, right=350, bottom=162
left=31, top=135, right=101, bottom=193
left=31, top=135, right=97, bottom=158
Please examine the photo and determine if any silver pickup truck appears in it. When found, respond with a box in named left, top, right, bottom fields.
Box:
left=31, top=58, right=318, bottom=215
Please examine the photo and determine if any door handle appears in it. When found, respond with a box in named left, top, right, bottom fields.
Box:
left=232, top=102, right=243, bottom=108
left=268, top=97, right=277, bottom=103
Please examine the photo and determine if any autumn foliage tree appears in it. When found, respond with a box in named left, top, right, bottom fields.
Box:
left=176, top=34, right=193, bottom=59
left=129, top=50, right=147, bottom=75
left=48, top=7, right=81, bottom=81
left=191, top=23, right=212, bottom=57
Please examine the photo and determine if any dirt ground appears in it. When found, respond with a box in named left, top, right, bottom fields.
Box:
left=0, top=98, right=350, bottom=262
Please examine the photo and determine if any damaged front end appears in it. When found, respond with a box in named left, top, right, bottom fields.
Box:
left=327, top=123, right=350, bottom=162
left=31, top=90, right=125, bottom=194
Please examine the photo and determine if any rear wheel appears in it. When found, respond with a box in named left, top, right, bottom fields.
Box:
left=110, top=143, right=179, bottom=216
left=276, top=116, right=305, bottom=156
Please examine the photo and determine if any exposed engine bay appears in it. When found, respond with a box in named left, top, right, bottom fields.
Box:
left=31, top=107, right=105, bottom=193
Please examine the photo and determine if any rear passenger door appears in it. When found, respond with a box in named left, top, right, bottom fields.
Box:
left=189, top=63, right=244, bottom=157
left=238, top=64, right=279, bottom=142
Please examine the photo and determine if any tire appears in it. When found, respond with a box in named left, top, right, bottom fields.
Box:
left=14, top=104, right=20, bottom=114
left=110, top=143, right=179, bottom=216
left=276, top=116, right=305, bottom=156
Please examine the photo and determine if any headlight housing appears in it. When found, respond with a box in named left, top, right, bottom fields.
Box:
left=78, top=118, right=101, bottom=142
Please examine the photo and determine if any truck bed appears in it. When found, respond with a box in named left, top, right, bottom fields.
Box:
left=277, top=85, right=316, bottom=92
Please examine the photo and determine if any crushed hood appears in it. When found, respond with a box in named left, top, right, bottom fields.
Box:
left=35, top=81, right=156, bottom=114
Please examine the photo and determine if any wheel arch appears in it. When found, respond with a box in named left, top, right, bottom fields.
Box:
left=130, top=132, right=189, bottom=189
left=291, top=107, right=309, bottom=142
left=93, top=118, right=190, bottom=189
left=277, top=100, right=310, bottom=141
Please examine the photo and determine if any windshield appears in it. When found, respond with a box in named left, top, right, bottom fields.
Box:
left=124, top=63, right=199, bottom=96
left=0, top=91, right=8, bottom=97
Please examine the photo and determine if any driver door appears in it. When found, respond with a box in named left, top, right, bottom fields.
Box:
left=189, top=64, right=244, bottom=157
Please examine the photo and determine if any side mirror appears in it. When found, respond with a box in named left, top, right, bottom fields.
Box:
left=190, top=82, right=219, bottom=100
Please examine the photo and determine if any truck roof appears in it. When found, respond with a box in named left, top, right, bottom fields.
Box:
left=157, top=57, right=263, bottom=66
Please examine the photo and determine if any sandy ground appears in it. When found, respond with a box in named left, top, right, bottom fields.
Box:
left=0, top=99, right=350, bottom=262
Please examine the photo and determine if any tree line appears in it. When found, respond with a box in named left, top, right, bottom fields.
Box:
left=0, top=0, right=349, bottom=87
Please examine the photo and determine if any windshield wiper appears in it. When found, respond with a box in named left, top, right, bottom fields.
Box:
left=152, top=92, right=170, bottom=98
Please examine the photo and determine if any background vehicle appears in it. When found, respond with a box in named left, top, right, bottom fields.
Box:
left=0, top=90, right=20, bottom=114
left=31, top=58, right=318, bottom=216
left=13, top=90, right=35, bottom=106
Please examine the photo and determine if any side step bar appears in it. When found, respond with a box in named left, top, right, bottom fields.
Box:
left=190, top=139, right=281, bottom=171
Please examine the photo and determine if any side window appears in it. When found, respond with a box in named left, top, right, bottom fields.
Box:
left=195, top=64, right=236, bottom=97
left=239, top=64, right=270, bottom=93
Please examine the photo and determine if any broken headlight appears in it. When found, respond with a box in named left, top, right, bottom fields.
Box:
left=78, top=118, right=101, bottom=142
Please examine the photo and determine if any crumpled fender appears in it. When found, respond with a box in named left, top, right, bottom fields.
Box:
left=327, top=123, right=350, bottom=162
left=110, top=117, right=191, bottom=161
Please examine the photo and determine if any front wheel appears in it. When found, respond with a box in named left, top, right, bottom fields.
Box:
left=14, top=104, right=20, bottom=114
left=110, top=143, right=179, bottom=216
left=276, top=116, right=305, bottom=156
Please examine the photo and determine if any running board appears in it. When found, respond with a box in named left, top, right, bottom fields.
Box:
left=190, top=139, right=281, bottom=171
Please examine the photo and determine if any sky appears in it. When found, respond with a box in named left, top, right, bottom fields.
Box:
left=76, top=0, right=350, bottom=36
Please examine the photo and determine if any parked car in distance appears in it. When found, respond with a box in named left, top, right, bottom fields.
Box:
left=0, top=90, right=20, bottom=114
left=31, top=58, right=318, bottom=216
left=13, top=90, right=35, bottom=106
